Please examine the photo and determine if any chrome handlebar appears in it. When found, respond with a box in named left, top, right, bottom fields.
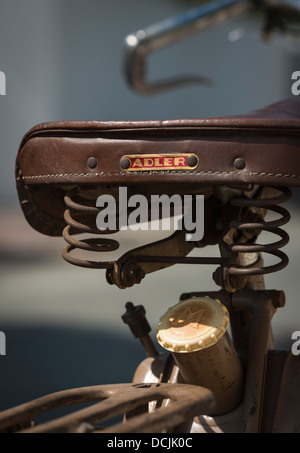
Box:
left=123, top=0, right=300, bottom=95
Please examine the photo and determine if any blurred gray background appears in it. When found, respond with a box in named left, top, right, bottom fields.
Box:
left=0, top=0, right=300, bottom=417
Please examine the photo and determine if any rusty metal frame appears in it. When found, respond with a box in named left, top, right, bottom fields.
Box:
left=0, top=383, right=213, bottom=433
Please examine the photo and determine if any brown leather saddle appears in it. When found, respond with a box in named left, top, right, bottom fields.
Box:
left=16, top=98, right=300, bottom=238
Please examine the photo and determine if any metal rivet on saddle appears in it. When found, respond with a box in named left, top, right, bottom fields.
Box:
left=87, top=157, right=98, bottom=169
left=120, top=157, right=131, bottom=169
left=234, top=158, right=246, bottom=170
left=186, top=154, right=198, bottom=168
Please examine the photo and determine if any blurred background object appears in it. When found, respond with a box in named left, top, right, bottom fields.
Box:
left=0, top=0, right=300, bottom=416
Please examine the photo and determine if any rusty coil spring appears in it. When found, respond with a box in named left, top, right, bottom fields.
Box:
left=228, top=186, right=291, bottom=276
left=62, top=187, right=119, bottom=269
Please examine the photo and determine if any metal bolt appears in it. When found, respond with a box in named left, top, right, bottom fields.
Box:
left=120, top=157, right=131, bottom=170
left=234, top=158, right=246, bottom=170
left=126, top=263, right=145, bottom=285
left=186, top=154, right=198, bottom=168
left=87, top=156, right=98, bottom=169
